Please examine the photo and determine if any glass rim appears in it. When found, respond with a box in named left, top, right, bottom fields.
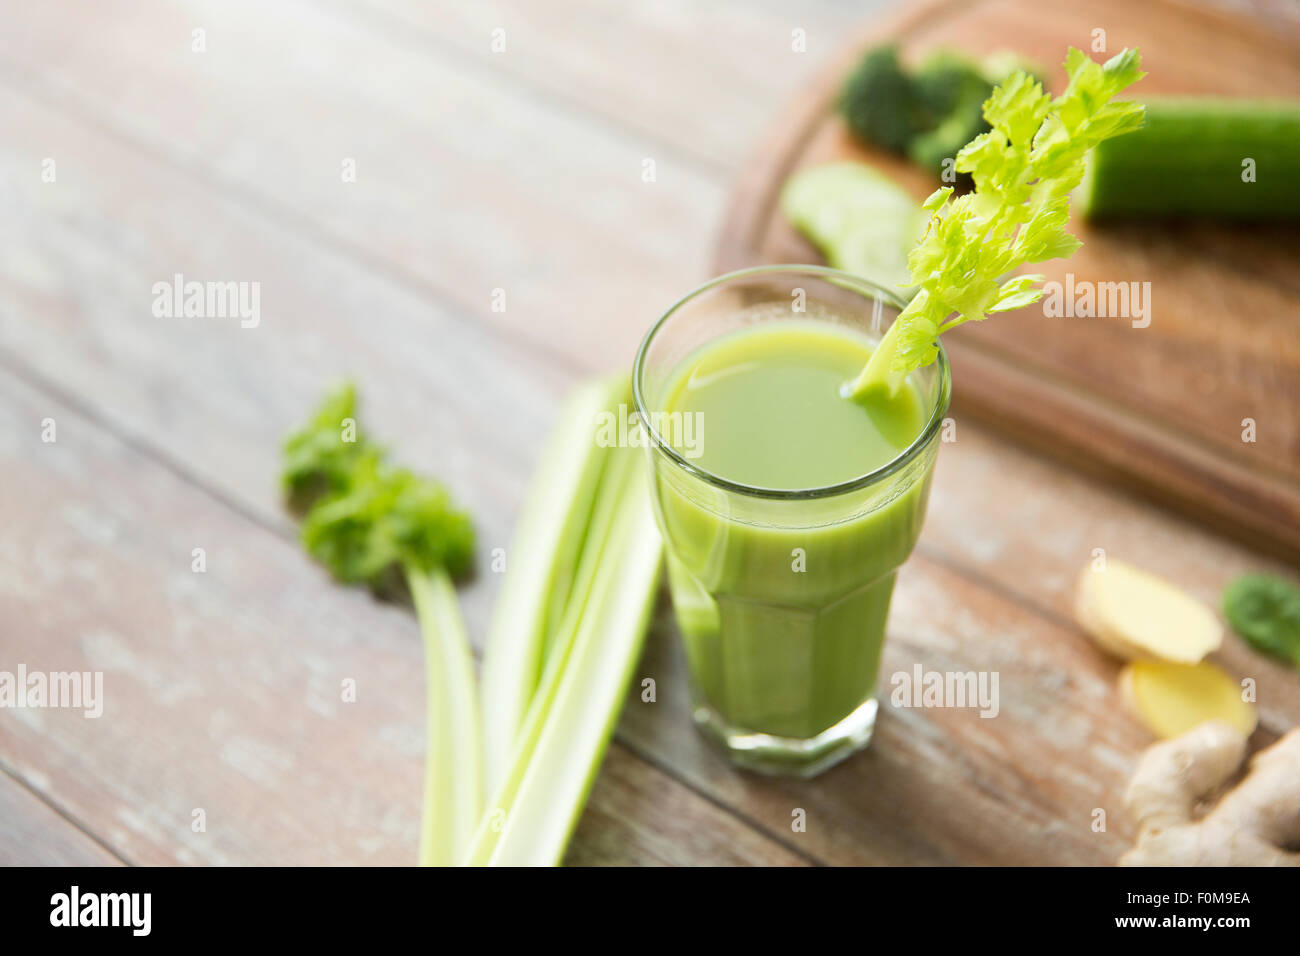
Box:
left=631, top=264, right=952, bottom=502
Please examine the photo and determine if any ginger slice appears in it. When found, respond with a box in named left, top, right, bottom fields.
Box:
left=1075, top=559, right=1221, bottom=662
left=1120, top=659, right=1256, bottom=740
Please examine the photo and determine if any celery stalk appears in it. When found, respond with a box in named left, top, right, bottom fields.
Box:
left=465, top=452, right=662, bottom=866
left=842, top=311, right=910, bottom=399
left=407, top=565, right=482, bottom=866
left=479, top=377, right=626, bottom=795
left=466, top=443, right=636, bottom=863
left=488, top=486, right=660, bottom=865
left=281, top=384, right=481, bottom=867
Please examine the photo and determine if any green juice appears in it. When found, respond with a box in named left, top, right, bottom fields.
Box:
left=665, top=324, right=924, bottom=487
left=650, top=321, right=938, bottom=771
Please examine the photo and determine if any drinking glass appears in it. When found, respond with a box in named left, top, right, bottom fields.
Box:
left=633, top=265, right=951, bottom=777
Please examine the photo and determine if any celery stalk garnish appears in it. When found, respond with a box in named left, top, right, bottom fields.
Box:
left=844, top=47, right=1146, bottom=399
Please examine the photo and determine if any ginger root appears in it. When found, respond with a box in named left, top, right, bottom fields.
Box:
left=1121, top=721, right=1300, bottom=866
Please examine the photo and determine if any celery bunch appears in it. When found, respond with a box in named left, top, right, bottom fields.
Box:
left=845, top=48, right=1146, bottom=398
left=475, top=380, right=661, bottom=864
left=283, top=377, right=661, bottom=866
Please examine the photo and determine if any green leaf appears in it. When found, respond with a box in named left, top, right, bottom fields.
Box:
left=1014, top=196, right=1080, bottom=263
left=1223, top=574, right=1300, bottom=668
left=280, top=382, right=374, bottom=510
left=921, top=186, right=954, bottom=213
left=982, top=71, right=1051, bottom=145
left=300, top=463, right=474, bottom=592
left=988, top=274, right=1046, bottom=312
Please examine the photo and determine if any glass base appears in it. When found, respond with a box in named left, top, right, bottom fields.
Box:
left=692, top=696, right=878, bottom=779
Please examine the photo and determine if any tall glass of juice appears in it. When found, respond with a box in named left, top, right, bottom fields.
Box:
left=633, top=265, right=951, bottom=777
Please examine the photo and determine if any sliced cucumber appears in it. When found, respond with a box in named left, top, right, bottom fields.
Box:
left=781, top=161, right=924, bottom=291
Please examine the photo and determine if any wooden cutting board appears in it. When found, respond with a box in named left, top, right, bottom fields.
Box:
left=715, top=0, right=1300, bottom=563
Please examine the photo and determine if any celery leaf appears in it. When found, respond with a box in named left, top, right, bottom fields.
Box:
left=845, top=47, right=1146, bottom=398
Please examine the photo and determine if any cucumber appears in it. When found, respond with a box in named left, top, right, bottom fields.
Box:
left=780, top=161, right=924, bottom=291
left=1077, top=97, right=1300, bottom=220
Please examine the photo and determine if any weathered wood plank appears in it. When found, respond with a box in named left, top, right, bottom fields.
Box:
left=567, top=751, right=808, bottom=867
left=0, top=0, right=723, bottom=372
left=352, top=0, right=878, bottom=169
left=0, top=771, right=122, bottom=866
left=0, top=371, right=805, bottom=866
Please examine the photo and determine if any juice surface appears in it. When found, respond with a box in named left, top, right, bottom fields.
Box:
left=662, top=322, right=925, bottom=489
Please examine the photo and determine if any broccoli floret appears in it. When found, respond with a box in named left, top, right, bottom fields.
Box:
left=908, top=52, right=993, bottom=173
left=912, top=50, right=988, bottom=117
left=839, top=46, right=924, bottom=153
left=840, top=45, right=1049, bottom=179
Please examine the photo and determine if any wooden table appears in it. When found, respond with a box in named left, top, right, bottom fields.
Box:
left=1, top=0, right=1297, bottom=867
